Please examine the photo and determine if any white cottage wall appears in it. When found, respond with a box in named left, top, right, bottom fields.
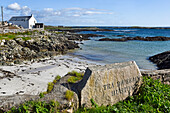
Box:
left=29, top=16, right=37, bottom=29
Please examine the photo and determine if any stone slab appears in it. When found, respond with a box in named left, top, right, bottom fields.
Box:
left=77, top=61, right=142, bottom=108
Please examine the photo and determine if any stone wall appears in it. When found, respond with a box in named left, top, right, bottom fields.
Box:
left=141, top=69, right=170, bottom=85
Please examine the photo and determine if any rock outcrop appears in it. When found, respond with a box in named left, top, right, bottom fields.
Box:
left=99, top=36, right=170, bottom=42
left=0, top=33, right=79, bottom=65
left=149, top=51, right=170, bottom=69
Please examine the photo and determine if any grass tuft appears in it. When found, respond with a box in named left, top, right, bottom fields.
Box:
left=53, top=75, right=61, bottom=84
left=65, top=90, right=74, bottom=101
left=67, top=71, right=84, bottom=83
left=47, top=82, right=54, bottom=93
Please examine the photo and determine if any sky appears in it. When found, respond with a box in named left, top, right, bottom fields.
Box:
left=0, top=0, right=170, bottom=26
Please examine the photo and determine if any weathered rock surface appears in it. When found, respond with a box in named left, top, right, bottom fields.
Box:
left=99, top=36, right=170, bottom=42
left=74, top=61, right=142, bottom=108
left=141, top=69, right=170, bottom=85
left=149, top=51, right=170, bottom=69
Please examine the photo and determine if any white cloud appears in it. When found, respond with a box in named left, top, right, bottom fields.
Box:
left=44, top=8, right=53, bottom=12
left=6, top=3, right=114, bottom=25
left=7, top=3, right=21, bottom=11
left=21, top=6, right=31, bottom=15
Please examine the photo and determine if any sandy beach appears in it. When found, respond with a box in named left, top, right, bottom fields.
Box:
left=0, top=55, right=98, bottom=96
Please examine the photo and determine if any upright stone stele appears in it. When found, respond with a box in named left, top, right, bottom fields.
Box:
left=77, top=61, right=142, bottom=108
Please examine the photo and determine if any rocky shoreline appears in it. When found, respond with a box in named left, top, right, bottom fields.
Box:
left=0, top=30, right=103, bottom=66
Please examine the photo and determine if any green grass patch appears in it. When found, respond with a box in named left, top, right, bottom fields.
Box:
left=65, top=90, right=74, bottom=101
left=0, top=32, right=34, bottom=41
left=20, top=37, right=32, bottom=41
left=75, top=77, right=170, bottom=113
left=7, top=100, right=60, bottom=113
left=67, top=71, right=84, bottom=83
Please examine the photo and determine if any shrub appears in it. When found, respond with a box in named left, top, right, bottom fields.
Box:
left=65, top=90, right=74, bottom=101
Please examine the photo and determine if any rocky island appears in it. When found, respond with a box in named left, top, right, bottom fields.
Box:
left=149, top=51, right=170, bottom=69
left=99, top=36, right=170, bottom=41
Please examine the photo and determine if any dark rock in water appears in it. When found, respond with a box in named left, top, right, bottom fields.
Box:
left=99, top=38, right=127, bottom=41
left=73, top=61, right=142, bottom=108
left=99, top=36, right=170, bottom=42
left=48, top=27, right=113, bottom=33
left=149, top=51, right=170, bottom=69
left=65, top=34, right=104, bottom=41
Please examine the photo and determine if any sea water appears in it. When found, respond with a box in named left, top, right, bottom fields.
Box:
left=70, top=27, right=170, bottom=70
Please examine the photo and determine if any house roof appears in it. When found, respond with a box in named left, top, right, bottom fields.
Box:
left=9, top=16, right=32, bottom=21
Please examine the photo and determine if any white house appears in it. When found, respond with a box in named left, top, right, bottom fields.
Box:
left=9, top=14, right=37, bottom=29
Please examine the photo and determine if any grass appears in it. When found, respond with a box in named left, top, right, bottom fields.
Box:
left=0, top=30, right=41, bottom=41
left=67, top=71, right=84, bottom=83
left=7, top=100, right=60, bottom=113
left=65, top=90, right=74, bottom=101
left=75, top=77, right=170, bottom=113
left=0, top=32, right=32, bottom=41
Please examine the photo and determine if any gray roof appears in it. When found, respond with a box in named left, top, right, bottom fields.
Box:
left=9, top=16, right=32, bottom=21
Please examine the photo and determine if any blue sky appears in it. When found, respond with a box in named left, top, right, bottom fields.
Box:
left=1, top=0, right=170, bottom=26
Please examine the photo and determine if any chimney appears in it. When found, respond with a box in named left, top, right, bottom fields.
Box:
left=1, top=6, right=3, bottom=25
left=31, top=14, right=33, bottom=17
